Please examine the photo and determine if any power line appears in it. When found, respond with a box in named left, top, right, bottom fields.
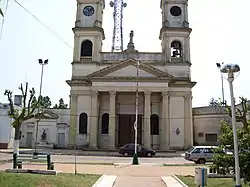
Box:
left=0, top=0, right=10, bottom=42
left=13, top=0, right=73, bottom=49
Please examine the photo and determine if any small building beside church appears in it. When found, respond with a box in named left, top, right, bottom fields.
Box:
left=0, top=103, right=14, bottom=149
left=19, top=109, right=70, bottom=148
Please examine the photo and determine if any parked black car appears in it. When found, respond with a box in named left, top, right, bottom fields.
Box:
left=118, top=143, right=156, bottom=157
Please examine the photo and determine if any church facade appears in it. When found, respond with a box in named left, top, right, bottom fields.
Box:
left=67, top=0, right=196, bottom=150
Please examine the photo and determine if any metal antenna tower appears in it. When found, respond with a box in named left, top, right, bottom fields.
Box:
left=110, top=0, right=127, bottom=52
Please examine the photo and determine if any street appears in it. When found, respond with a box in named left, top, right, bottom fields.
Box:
left=0, top=153, right=193, bottom=165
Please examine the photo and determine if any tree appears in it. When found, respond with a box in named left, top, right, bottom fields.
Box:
left=4, top=83, right=40, bottom=154
left=209, top=97, right=220, bottom=107
left=212, top=97, right=250, bottom=184
left=53, top=98, right=68, bottom=109
left=225, top=97, right=250, bottom=132
left=38, top=95, right=52, bottom=108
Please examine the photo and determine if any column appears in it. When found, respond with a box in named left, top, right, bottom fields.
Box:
left=160, top=92, right=170, bottom=150
left=68, top=94, right=77, bottom=148
left=184, top=93, right=193, bottom=147
left=89, top=91, right=98, bottom=149
left=109, top=91, right=116, bottom=149
left=143, top=91, right=151, bottom=148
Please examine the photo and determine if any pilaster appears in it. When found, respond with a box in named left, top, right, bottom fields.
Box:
left=89, top=91, right=98, bottom=149
left=184, top=93, right=193, bottom=147
left=109, top=90, right=116, bottom=149
left=160, top=91, right=170, bottom=150
left=68, top=94, right=77, bottom=148
left=143, top=91, right=151, bottom=149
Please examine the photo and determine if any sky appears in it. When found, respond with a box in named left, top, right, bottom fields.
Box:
left=0, top=0, right=249, bottom=107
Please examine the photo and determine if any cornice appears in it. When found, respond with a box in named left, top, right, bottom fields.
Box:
left=66, top=80, right=92, bottom=87
left=71, top=60, right=192, bottom=66
left=169, top=81, right=196, bottom=88
left=84, top=76, right=171, bottom=82
left=71, top=61, right=101, bottom=65
left=159, top=27, right=192, bottom=39
left=72, top=27, right=105, bottom=39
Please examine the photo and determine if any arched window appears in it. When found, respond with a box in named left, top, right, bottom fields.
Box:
left=101, top=113, right=109, bottom=134
left=79, top=113, right=88, bottom=134
left=171, top=41, right=182, bottom=58
left=81, top=40, right=93, bottom=57
left=150, top=114, right=159, bottom=135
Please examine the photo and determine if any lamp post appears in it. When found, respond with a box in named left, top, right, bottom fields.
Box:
left=132, top=61, right=140, bottom=165
left=216, top=62, right=226, bottom=119
left=34, top=59, right=48, bottom=155
left=220, top=63, right=241, bottom=187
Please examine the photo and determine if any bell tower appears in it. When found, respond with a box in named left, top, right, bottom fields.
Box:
left=159, top=0, right=191, bottom=63
left=73, top=0, right=105, bottom=62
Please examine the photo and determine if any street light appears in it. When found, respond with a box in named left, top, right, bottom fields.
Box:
left=216, top=62, right=226, bottom=119
left=34, top=59, right=48, bottom=155
left=220, top=63, right=241, bottom=187
left=132, top=61, right=140, bottom=165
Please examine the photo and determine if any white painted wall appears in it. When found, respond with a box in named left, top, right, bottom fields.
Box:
left=76, top=95, right=91, bottom=146
left=169, top=96, right=185, bottom=148
left=0, top=109, right=14, bottom=148
left=107, top=66, right=156, bottom=77
left=72, top=63, right=107, bottom=76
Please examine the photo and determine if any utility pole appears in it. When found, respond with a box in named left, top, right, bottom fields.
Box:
left=216, top=62, right=225, bottom=119
left=132, top=61, right=140, bottom=165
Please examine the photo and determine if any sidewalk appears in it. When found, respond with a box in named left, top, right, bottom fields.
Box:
left=0, top=163, right=199, bottom=176
left=113, top=176, right=166, bottom=187
left=0, top=148, right=184, bottom=158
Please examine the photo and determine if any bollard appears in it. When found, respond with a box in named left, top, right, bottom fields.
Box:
left=13, top=153, right=17, bottom=169
left=17, top=161, right=22, bottom=169
left=195, top=167, right=207, bottom=187
left=47, top=154, right=51, bottom=170
left=51, top=162, right=54, bottom=170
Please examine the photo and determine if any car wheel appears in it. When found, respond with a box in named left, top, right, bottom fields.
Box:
left=123, top=152, right=129, bottom=157
left=147, top=152, right=152, bottom=157
left=198, top=158, right=206, bottom=164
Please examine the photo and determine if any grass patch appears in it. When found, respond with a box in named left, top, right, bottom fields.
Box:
left=178, top=175, right=250, bottom=187
left=0, top=172, right=100, bottom=187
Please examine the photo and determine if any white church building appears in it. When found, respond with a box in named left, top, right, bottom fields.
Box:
left=66, top=0, right=196, bottom=150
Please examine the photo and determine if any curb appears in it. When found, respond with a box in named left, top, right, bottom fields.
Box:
left=0, top=151, right=181, bottom=158
left=92, top=174, right=117, bottom=187
left=173, top=175, right=189, bottom=187
left=161, top=175, right=188, bottom=187
left=92, top=174, right=105, bottom=187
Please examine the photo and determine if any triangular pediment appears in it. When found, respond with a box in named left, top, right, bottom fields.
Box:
left=86, top=58, right=173, bottom=79
left=41, top=110, right=58, bottom=119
